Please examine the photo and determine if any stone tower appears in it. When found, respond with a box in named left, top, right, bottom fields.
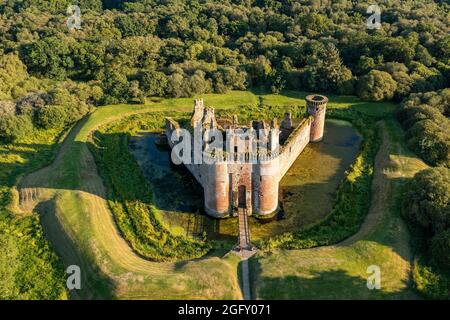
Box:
left=306, top=94, right=328, bottom=142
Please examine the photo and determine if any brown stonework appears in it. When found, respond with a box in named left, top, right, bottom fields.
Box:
left=306, top=94, right=328, bottom=142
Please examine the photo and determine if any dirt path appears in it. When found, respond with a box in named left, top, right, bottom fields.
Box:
left=338, top=122, right=392, bottom=246
left=15, top=103, right=425, bottom=299
left=15, top=108, right=243, bottom=300
left=251, top=120, right=427, bottom=299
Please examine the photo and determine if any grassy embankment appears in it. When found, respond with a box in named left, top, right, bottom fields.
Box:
left=11, top=89, right=423, bottom=299
left=0, top=127, right=68, bottom=299
left=87, top=91, right=386, bottom=254
left=250, top=119, right=428, bottom=299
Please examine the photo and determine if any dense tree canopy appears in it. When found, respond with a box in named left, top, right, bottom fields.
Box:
left=403, top=167, right=450, bottom=272
left=0, top=0, right=448, bottom=104
left=397, top=89, right=450, bottom=168
left=357, top=70, right=397, bottom=101
left=403, top=167, right=450, bottom=235
left=0, top=0, right=449, bottom=300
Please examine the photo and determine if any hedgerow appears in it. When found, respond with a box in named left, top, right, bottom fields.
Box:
left=402, top=167, right=450, bottom=299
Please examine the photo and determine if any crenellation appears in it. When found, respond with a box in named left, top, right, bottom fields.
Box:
left=191, top=98, right=205, bottom=127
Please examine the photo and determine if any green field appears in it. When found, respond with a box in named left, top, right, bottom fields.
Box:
left=108, top=109, right=363, bottom=247
left=0, top=126, right=69, bottom=299
left=251, top=119, right=428, bottom=299
left=7, top=90, right=426, bottom=299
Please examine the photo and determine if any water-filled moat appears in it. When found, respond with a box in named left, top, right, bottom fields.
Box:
left=130, top=118, right=361, bottom=243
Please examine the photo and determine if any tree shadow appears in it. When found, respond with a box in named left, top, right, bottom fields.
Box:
left=35, top=199, right=116, bottom=300
left=249, top=257, right=414, bottom=300
left=11, top=106, right=416, bottom=299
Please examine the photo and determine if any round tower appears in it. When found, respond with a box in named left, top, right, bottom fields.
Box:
left=306, top=94, right=328, bottom=142
left=204, top=162, right=230, bottom=218
left=254, top=158, right=279, bottom=216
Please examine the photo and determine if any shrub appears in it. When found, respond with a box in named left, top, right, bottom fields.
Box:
left=413, top=257, right=450, bottom=299
left=406, top=121, right=450, bottom=168
left=398, top=104, right=443, bottom=130
left=138, top=70, right=168, bottom=97
left=0, top=115, right=33, bottom=143
left=0, top=101, right=16, bottom=116
left=398, top=90, right=450, bottom=167
left=357, top=70, right=397, bottom=101
left=0, top=54, right=29, bottom=99
left=36, top=105, right=68, bottom=129
left=47, top=87, right=90, bottom=123
left=431, top=230, right=450, bottom=269
left=0, top=212, right=68, bottom=299
left=15, top=92, right=49, bottom=117
left=402, top=167, right=450, bottom=235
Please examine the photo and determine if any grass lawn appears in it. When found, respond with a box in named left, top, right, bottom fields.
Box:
left=250, top=119, right=428, bottom=299
left=8, top=90, right=421, bottom=299
left=16, top=107, right=243, bottom=299
left=0, top=127, right=69, bottom=299
left=254, top=89, right=397, bottom=117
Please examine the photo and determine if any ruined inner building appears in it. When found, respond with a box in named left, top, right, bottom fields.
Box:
left=165, top=95, right=328, bottom=219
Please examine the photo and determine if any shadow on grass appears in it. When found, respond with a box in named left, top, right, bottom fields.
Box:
left=173, top=247, right=232, bottom=271
left=36, top=199, right=116, bottom=299
left=249, top=257, right=412, bottom=300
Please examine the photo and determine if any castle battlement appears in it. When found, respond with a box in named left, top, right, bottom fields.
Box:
left=165, top=95, right=328, bottom=218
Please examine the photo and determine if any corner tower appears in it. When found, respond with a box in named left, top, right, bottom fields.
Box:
left=306, top=94, right=328, bottom=142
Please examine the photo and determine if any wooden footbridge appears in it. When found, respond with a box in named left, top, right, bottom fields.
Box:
left=235, top=207, right=256, bottom=300
left=238, top=207, right=252, bottom=250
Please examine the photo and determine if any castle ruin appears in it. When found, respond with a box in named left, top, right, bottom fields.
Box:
left=165, top=95, right=328, bottom=219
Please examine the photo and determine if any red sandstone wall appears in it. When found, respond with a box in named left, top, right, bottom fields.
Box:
left=255, top=159, right=279, bottom=215
left=204, top=162, right=230, bottom=218
left=309, top=109, right=326, bottom=142
left=307, top=95, right=327, bottom=142
left=278, top=118, right=312, bottom=180
left=166, top=108, right=324, bottom=218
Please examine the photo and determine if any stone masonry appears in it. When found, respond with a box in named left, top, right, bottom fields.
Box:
left=165, top=95, right=328, bottom=218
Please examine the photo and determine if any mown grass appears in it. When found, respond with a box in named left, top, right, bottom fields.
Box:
left=0, top=127, right=68, bottom=299
left=7, top=89, right=417, bottom=299
left=257, top=109, right=380, bottom=250
left=254, top=89, right=397, bottom=117
left=250, top=118, right=427, bottom=299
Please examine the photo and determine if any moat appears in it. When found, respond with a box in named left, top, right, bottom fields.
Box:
left=130, top=118, right=361, bottom=243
